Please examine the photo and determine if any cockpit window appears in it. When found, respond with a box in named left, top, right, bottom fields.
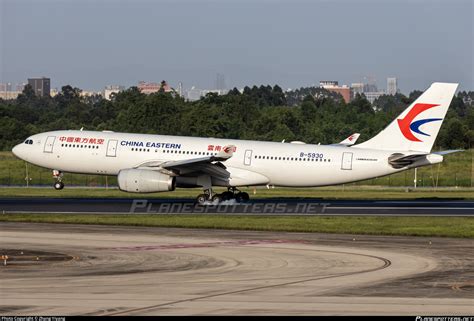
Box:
left=24, top=139, right=33, bottom=145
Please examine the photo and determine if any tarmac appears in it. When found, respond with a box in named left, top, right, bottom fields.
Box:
left=1, top=198, right=473, bottom=215
left=1, top=222, right=473, bottom=315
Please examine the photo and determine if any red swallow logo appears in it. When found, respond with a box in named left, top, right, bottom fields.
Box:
left=397, top=103, right=440, bottom=142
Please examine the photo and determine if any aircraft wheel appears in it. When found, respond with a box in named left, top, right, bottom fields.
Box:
left=236, top=192, right=249, bottom=203
left=221, top=191, right=233, bottom=201
left=196, top=194, right=207, bottom=205
left=211, top=194, right=222, bottom=204
left=54, top=182, right=64, bottom=190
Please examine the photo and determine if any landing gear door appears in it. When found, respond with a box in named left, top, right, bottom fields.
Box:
left=106, top=139, right=118, bottom=157
left=341, top=152, right=353, bottom=170
left=43, top=136, right=56, bottom=153
left=244, top=149, right=253, bottom=166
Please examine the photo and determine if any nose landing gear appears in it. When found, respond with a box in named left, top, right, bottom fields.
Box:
left=54, top=181, right=65, bottom=190
left=52, top=170, right=64, bottom=190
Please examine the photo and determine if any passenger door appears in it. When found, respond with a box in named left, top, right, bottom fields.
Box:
left=43, top=136, right=56, bottom=153
left=106, top=139, right=118, bottom=157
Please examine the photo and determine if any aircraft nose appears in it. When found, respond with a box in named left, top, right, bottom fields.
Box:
left=12, top=144, right=23, bottom=159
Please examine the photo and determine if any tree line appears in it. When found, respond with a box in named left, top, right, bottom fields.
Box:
left=0, top=84, right=473, bottom=151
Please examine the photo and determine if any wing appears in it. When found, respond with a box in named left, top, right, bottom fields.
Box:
left=137, top=144, right=236, bottom=181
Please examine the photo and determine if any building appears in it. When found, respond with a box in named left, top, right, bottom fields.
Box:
left=137, top=80, right=173, bottom=94
left=16, top=83, right=26, bottom=92
left=364, top=91, right=385, bottom=104
left=0, top=91, right=21, bottom=100
left=0, top=83, right=13, bottom=92
left=387, top=77, right=398, bottom=95
left=319, top=80, right=339, bottom=87
left=80, top=90, right=101, bottom=98
left=186, top=86, right=202, bottom=101
left=201, top=89, right=229, bottom=96
left=350, top=83, right=365, bottom=99
left=103, top=85, right=125, bottom=100
left=28, top=77, right=51, bottom=97
left=184, top=87, right=229, bottom=101
left=216, top=73, right=226, bottom=91
left=320, top=80, right=351, bottom=103
left=351, top=83, right=364, bottom=94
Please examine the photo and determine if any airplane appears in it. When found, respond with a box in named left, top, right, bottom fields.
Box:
left=12, top=82, right=461, bottom=204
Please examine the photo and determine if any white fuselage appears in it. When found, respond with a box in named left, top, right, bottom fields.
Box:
left=12, top=129, right=415, bottom=188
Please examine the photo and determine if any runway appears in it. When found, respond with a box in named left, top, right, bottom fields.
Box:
left=0, top=223, right=473, bottom=315
left=1, top=197, right=473, bottom=216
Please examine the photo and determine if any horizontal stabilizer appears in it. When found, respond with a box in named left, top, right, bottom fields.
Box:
left=388, top=152, right=444, bottom=169
left=432, top=149, right=464, bottom=155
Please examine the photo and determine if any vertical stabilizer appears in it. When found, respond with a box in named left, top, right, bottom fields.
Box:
left=354, top=82, right=458, bottom=152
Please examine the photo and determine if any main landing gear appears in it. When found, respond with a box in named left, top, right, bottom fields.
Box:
left=52, top=170, right=64, bottom=190
left=196, top=187, right=250, bottom=205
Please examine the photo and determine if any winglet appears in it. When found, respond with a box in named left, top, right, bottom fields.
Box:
left=339, top=133, right=360, bottom=146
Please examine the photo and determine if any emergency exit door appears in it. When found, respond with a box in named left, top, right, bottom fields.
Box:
left=244, top=149, right=253, bottom=166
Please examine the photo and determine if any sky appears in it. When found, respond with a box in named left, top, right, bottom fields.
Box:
left=1, top=0, right=473, bottom=93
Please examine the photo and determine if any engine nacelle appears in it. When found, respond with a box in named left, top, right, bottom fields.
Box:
left=117, top=169, right=176, bottom=193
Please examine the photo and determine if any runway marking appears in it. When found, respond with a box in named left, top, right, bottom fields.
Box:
left=103, top=249, right=392, bottom=316
left=101, top=239, right=311, bottom=252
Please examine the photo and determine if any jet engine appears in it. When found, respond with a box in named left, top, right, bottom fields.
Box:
left=117, top=169, right=176, bottom=193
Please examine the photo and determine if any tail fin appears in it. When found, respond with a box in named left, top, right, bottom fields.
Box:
left=354, top=82, right=458, bottom=153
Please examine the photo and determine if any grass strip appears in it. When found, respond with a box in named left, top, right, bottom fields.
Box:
left=1, top=214, right=473, bottom=239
